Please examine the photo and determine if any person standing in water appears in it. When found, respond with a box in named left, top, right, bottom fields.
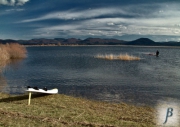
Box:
left=156, top=50, right=159, bottom=57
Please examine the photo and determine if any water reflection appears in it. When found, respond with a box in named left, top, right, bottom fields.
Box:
left=0, top=75, right=8, bottom=92
left=57, top=84, right=170, bottom=107
left=0, top=62, right=8, bottom=92
left=0, top=59, right=25, bottom=93
left=5, top=59, right=24, bottom=70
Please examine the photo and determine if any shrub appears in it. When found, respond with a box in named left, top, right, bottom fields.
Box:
left=0, top=43, right=27, bottom=67
left=5, top=43, right=27, bottom=59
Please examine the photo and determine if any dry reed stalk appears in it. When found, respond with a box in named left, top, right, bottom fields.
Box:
left=0, top=45, right=10, bottom=67
left=6, top=43, right=27, bottom=59
left=117, top=53, right=140, bottom=60
left=0, top=43, right=27, bottom=69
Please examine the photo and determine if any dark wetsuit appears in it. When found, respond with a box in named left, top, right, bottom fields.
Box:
left=156, top=50, right=159, bottom=57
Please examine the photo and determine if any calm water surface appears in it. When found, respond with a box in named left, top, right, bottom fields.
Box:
left=1, top=46, right=180, bottom=107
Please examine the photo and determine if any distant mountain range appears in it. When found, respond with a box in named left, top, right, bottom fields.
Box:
left=0, top=38, right=180, bottom=46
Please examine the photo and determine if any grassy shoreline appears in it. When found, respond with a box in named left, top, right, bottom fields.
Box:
left=0, top=93, right=157, bottom=127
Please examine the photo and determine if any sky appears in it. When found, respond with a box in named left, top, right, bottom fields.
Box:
left=0, top=0, right=180, bottom=42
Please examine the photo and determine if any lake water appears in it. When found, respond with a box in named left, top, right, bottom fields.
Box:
left=1, top=46, right=180, bottom=107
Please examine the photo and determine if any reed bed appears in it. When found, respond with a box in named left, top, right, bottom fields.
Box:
left=0, top=46, right=9, bottom=67
left=95, top=53, right=141, bottom=61
left=0, top=43, right=26, bottom=67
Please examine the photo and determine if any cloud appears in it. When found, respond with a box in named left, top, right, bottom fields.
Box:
left=18, top=2, right=180, bottom=40
left=19, top=3, right=180, bottom=25
left=0, top=0, right=29, bottom=6
left=33, top=14, right=180, bottom=39
left=0, top=0, right=8, bottom=5
left=19, top=7, right=135, bottom=23
left=6, top=8, right=25, bottom=11
left=16, top=0, right=29, bottom=5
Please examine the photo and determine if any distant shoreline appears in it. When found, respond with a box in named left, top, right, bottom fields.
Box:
left=1, top=37, right=180, bottom=47
left=24, top=44, right=180, bottom=48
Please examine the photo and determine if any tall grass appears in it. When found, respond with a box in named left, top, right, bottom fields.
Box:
left=95, top=53, right=141, bottom=61
left=0, top=43, right=27, bottom=67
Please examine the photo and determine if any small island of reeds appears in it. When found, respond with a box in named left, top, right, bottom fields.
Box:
left=95, top=54, right=141, bottom=61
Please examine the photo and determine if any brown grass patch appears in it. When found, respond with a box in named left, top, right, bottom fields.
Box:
left=0, top=93, right=156, bottom=127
